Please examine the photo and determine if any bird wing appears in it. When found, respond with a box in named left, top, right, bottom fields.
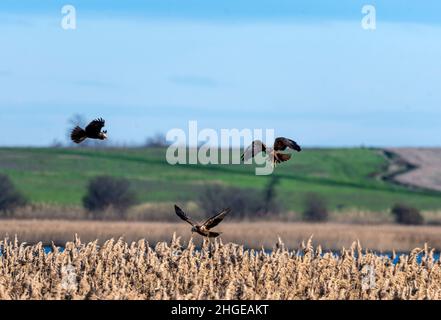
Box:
left=274, top=137, right=301, bottom=152
left=241, top=140, right=267, bottom=161
left=174, top=205, right=197, bottom=226
left=85, top=118, right=105, bottom=135
left=202, top=208, right=230, bottom=230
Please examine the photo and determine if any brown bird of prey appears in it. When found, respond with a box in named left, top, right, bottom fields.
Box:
left=174, top=205, right=230, bottom=238
left=241, top=137, right=301, bottom=165
left=70, top=118, right=108, bottom=144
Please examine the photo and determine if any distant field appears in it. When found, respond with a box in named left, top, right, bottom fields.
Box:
left=1, top=147, right=441, bottom=212
left=2, top=219, right=441, bottom=251
left=386, top=148, right=441, bottom=192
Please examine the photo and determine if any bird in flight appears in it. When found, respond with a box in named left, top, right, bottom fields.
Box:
left=174, top=205, right=230, bottom=238
left=241, top=137, right=301, bottom=166
left=70, top=118, right=108, bottom=144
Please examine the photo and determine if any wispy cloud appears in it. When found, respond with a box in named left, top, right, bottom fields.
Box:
left=71, top=79, right=118, bottom=89
left=169, top=75, right=219, bottom=88
left=0, top=14, right=35, bottom=27
left=0, top=70, right=12, bottom=77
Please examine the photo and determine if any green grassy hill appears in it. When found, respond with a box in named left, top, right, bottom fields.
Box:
left=1, top=147, right=441, bottom=211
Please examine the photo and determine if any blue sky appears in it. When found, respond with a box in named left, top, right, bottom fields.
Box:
left=0, top=1, right=440, bottom=146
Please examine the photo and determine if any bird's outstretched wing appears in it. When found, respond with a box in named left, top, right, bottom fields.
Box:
left=241, top=140, right=267, bottom=161
left=174, top=205, right=197, bottom=226
left=85, top=118, right=105, bottom=135
left=274, top=137, right=301, bottom=152
left=202, top=208, right=230, bottom=230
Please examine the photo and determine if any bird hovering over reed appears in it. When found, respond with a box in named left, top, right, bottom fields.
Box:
left=71, top=117, right=108, bottom=144
left=241, top=137, right=301, bottom=166
left=174, top=205, right=230, bottom=238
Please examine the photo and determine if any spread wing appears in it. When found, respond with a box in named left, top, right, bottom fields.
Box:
left=274, top=137, right=301, bottom=152
left=174, top=205, right=196, bottom=226
left=202, top=208, right=230, bottom=230
left=85, top=118, right=105, bottom=135
left=241, top=140, right=267, bottom=161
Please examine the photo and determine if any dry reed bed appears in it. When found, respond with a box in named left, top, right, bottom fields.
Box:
left=1, top=219, right=441, bottom=251
left=1, top=236, right=441, bottom=300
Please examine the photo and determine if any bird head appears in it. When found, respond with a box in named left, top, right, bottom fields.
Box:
left=100, top=130, right=108, bottom=140
left=191, top=226, right=197, bottom=233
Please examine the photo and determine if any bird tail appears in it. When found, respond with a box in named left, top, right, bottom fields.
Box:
left=207, top=231, right=221, bottom=238
left=70, top=126, right=87, bottom=144
left=274, top=153, right=291, bottom=164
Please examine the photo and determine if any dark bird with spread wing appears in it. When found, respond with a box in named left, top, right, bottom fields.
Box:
left=241, top=137, right=301, bottom=166
left=70, top=118, right=108, bottom=144
left=174, top=205, right=230, bottom=238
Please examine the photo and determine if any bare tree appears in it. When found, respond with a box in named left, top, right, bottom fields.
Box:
left=302, top=193, right=329, bottom=222
left=0, top=174, right=27, bottom=217
left=83, top=176, right=137, bottom=220
left=145, top=133, right=169, bottom=148
left=391, top=203, right=424, bottom=225
left=198, top=184, right=265, bottom=220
